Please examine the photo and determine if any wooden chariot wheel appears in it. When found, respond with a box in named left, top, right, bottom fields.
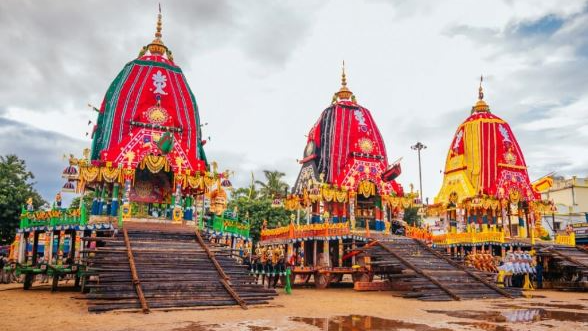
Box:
left=23, top=274, right=34, bottom=290
left=314, top=272, right=331, bottom=289
left=330, top=273, right=344, bottom=283
left=352, top=272, right=371, bottom=283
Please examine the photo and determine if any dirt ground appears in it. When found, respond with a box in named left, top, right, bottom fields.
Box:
left=1, top=283, right=587, bottom=330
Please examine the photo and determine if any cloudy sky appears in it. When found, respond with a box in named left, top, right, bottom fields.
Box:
left=1, top=0, right=587, bottom=204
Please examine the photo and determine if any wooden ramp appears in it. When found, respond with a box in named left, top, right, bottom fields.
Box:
left=367, top=237, right=519, bottom=301
left=85, top=224, right=276, bottom=312
left=537, top=244, right=588, bottom=290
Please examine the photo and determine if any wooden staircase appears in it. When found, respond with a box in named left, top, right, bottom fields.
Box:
left=537, top=244, right=588, bottom=291
left=85, top=224, right=276, bottom=312
left=368, top=237, right=519, bottom=301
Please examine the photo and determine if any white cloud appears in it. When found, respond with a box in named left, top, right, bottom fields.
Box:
left=1, top=0, right=587, bottom=202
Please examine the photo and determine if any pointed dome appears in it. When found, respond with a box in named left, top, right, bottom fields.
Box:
left=435, top=79, right=539, bottom=204
left=90, top=9, right=207, bottom=173
left=293, top=65, right=403, bottom=196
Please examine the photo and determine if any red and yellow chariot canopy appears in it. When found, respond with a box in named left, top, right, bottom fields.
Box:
left=435, top=83, right=539, bottom=204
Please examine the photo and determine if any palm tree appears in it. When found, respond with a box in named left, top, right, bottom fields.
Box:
left=231, top=172, right=258, bottom=200
left=255, top=170, right=289, bottom=199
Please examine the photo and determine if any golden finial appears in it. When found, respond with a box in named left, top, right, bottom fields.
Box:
left=146, top=4, right=168, bottom=56
left=478, top=75, right=484, bottom=100
left=155, top=3, right=163, bottom=39
left=334, top=60, right=355, bottom=103
left=341, top=60, right=347, bottom=87
left=472, top=74, right=490, bottom=113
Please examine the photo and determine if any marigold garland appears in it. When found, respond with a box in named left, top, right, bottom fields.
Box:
left=101, top=167, right=121, bottom=183
left=141, top=155, right=169, bottom=173
left=358, top=180, right=375, bottom=198
left=81, top=166, right=100, bottom=182
left=187, top=175, right=203, bottom=189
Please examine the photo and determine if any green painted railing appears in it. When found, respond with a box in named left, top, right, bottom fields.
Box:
left=211, top=211, right=250, bottom=238
left=19, top=205, right=87, bottom=229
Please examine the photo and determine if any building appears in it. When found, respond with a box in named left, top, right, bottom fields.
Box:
left=539, top=176, right=588, bottom=244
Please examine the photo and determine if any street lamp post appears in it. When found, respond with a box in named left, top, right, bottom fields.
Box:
left=411, top=142, right=427, bottom=204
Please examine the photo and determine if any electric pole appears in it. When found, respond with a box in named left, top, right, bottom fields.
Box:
left=411, top=142, right=427, bottom=204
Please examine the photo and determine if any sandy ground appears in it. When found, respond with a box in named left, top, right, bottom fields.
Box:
left=1, top=283, right=587, bottom=331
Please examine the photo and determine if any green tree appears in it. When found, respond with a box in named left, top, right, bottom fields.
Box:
left=0, top=155, right=45, bottom=244
left=255, top=170, right=289, bottom=199
left=227, top=170, right=293, bottom=243
left=227, top=196, right=292, bottom=243
left=403, top=207, right=420, bottom=227
left=231, top=187, right=252, bottom=199
left=69, top=191, right=95, bottom=211
left=231, top=172, right=258, bottom=200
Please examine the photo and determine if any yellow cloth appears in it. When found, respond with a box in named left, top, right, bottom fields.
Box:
left=523, top=274, right=534, bottom=290
left=497, top=270, right=505, bottom=288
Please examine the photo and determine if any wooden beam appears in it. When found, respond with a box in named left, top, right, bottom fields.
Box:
left=122, top=228, right=150, bottom=314
left=341, top=240, right=379, bottom=261
left=194, top=230, right=247, bottom=309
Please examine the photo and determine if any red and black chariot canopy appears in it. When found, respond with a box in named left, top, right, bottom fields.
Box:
left=294, top=67, right=403, bottom=196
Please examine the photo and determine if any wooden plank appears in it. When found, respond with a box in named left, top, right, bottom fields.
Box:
left=354, top=281, right=392, bottom=291
left=412, top=239, right=514, bottom=299
left=549, top=247, right=588, bottom=269
left=375, top=241, right=461, bottom=301
left=85, top=227, right=275, bottom=312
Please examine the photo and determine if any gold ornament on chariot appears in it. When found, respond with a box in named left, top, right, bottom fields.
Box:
left=509, top=189, right=520, bottom=203
left=358, top=138, right=374, bottom=153
left=135, top=181, right=153, bottom=198
left=449, top=191, right=458, bottom=203
left=146, top=106, right=170, bottom=124
left=504, top=149, right=517, bottom=165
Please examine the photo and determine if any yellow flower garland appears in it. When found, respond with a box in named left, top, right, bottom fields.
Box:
left=101, top=167, right=121, bottom=183
left=141, top=155, right=168, bottom=173
left=81, top=166, right=100, bottom=182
